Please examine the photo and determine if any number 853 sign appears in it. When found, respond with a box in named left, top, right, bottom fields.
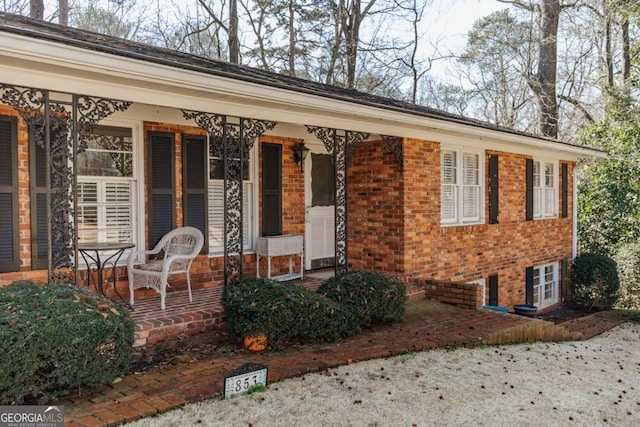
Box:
left=224, top=362, right=268, bottom=398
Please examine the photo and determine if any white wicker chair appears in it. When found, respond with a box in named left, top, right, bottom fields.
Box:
left=127, top=226, right=204, bottom=309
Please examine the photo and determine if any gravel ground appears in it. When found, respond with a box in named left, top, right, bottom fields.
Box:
left=126, top=322, right=640, bottom=427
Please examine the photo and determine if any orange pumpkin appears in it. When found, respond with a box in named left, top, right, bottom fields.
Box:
left=244, top=333, right=268, bottom=352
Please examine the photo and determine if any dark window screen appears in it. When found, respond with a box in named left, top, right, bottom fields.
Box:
left=311, top=153, right=335, bottom=207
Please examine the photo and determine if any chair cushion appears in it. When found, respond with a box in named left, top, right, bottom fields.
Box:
left=135, top=260, right=163, bottom=272
left=134, top=259, right=188, bottom=273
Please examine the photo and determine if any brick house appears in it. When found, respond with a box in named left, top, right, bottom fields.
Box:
left=0, top=14, right=604, bottom=313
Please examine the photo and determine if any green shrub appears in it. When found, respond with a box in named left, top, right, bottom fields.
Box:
left=0, top=282, right=135, bottom=404
left=613, top=243, right=640, bottom=309
left=318, top=269, right=406, bottom=327
left=570, top=253, right=620, bottom=311
left=222, top=277, right=355, bottom=347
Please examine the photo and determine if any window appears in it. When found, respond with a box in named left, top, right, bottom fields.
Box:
left=532, top=262, right=558, bottom=309
left=533, top=159, right=557, bottom=218
left=77, top=125, right=136, bottom=244
left=208, top=150, right=253, bottom=251
left=441, top=147, right=483, bottom=225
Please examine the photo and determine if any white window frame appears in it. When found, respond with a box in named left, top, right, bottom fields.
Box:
left=441, top=146, right=484, bottom=226
left=533, top=158, right=558, bottom=219
left=207, top=143, right=256, bottom=255
left=532, top=262, right=558, bottom=310
left=76, top=122, right=141, bottom=248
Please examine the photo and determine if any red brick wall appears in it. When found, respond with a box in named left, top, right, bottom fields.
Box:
left=348, top=137, right=575, bottom=310
left=348, top=139, right=405, bottom=275
left=424, top=279, right=484, bottom=309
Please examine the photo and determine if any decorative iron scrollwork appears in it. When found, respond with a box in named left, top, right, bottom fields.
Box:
left=305, top=126, right=370, bottom=275
left=381, top=135, right=404, bottom=172
left=183, top=110, right=276, bottom=283
left=0, top=84, right=130, bottom=283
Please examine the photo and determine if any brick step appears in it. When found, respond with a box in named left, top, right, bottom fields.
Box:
left=130, top=278, right=325, bottom=347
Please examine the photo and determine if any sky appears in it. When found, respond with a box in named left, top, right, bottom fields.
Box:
left=418, top=0, right=509, bottom=80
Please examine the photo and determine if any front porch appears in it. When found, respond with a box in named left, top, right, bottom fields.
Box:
left=130, top=276, right=326, bottom=347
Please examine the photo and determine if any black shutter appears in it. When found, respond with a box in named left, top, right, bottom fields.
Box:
left=488, top=274, right=499, bottom=306
left=182, top=134, right=208, bottom=254
left=262, top=143, right=282, bottom=236
left=30, top=127, right=48, bottom=270
left=489, top=154, right=499, bottom=224
left=148, top=132, right=176, bottom=249
left=525, top=158, right=534, bottom=221
left=0, top=116, right=19, bottom=272
left=561, top=163, right=569, bottom=218
left=525, top=266, right=534, bottom=305
left=561, top=259, right=569, bottom=302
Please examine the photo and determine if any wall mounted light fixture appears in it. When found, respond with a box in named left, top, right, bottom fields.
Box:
left=292, top=142, right=310, bottom=172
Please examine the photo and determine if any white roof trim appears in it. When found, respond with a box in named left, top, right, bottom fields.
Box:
left=0, top=31, right=605, bottom=161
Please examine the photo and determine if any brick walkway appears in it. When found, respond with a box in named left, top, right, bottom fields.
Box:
left=58, top=296, right=619, bottom=427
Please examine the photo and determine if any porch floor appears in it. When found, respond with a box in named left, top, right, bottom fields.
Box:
left=56, top=288, right=623, bottom=427
left=130, top=277, right=325, bottom=347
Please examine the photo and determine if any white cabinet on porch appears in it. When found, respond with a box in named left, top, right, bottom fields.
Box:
left=256, top=235, right=304, bottom=281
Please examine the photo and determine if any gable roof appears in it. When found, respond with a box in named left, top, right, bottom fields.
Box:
left=0, top=12, right=604, bottom=158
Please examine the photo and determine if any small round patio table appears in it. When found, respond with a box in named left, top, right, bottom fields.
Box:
left=78, top=242, right=135, bottom=306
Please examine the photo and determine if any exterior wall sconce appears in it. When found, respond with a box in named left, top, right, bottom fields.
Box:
left=292, top=142, right=310, bottom=172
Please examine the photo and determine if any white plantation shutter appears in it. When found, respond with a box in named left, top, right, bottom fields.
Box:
left=243, top=183, right=252, bottom=246
left=463, top=153, right=478, bottom=185
left=441, top=150, right=458, bottom=223
left=77, top=183, right=98, bottom=242
left=208, top=182, right=224, bottom=248
left=532, top=160, right=558, bottom=219
left=462, top=186, right=479, bottom=220
left=462, top=153, right=480, bottom=222
left=78, top=182, right=98, bottom=202
left=533, top=161, right=542, bottom=218
left=105, top=182, right=132, bottom=242
left=441, top=148, right=483, bottom=225
left=441, top=185, right=457, bottom=222
left=208, top=181, right=253, bottom=250
left=544, top=163, right=556, bottom=217
left=77, top=180, right=134, bottom=244
left=441, top=151, right=456, bottom=184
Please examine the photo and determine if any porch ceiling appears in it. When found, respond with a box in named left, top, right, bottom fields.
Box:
left=0, top=13, right=605, bottom=161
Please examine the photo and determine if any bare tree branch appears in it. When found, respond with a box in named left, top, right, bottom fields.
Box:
left=558, top=94, right=595, bottom=123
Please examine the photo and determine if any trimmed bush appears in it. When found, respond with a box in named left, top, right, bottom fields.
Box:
left=0, top=282, right=135, bottom=404
left=318, top=269, right=406, bottom=327
left=570, top=253, right=620, bottom=311
left=222, top=277, right=355, bottom=347
left=613, top=243, right=640, bottom=309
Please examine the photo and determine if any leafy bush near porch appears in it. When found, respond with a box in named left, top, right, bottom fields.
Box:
left=570, top=253, right=620, bottom=311
left=613, top=243, right=640, bottom=309
left=318, top=270, right=406, bottom=327
left=0, top=282, right=134, bottom=404
left=222, top=278, right=355, bottom=347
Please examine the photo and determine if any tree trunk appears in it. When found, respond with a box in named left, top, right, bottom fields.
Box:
left=605, top=18, right=614, bottom=88
left=621, top=19, right=630, bottom=83
left=344, top=0, right=360, bottom=89
left=288, top=0, right=296, bottom=76
left=325, top=1, right=344, bottom=86
left=59, top=0, right=69, bottom=26
left=229, top=0, right=239, bottom=63
left=534, top=0, right=560, bottom=138
left=30, top=0, right=44, bottom=19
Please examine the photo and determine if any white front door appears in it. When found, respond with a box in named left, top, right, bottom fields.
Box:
left=305, top=143, right=335, bottom=270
